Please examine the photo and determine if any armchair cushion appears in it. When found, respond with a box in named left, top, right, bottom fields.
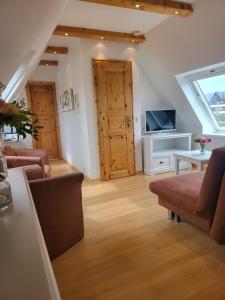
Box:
left=6, top=156, right=45, bottom=171
left=22, top=164, right=45, bottom=181
left=150, top=172, right=205, bottom=213
left=3, top=146, right=17, bottom=156
left=15, top=148, right=50, bottom=165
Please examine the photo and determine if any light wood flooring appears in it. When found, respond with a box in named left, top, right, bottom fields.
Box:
left=51, top=161, right=225, bottom=300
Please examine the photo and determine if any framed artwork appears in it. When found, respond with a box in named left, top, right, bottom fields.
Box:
left=60, top=88, right=74, bottom=112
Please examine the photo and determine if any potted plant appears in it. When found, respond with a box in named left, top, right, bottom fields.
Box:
left=194, top=137, right=212, bottom=153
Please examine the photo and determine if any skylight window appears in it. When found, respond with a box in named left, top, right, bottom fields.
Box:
left=191, top=71, right=225, bottom=130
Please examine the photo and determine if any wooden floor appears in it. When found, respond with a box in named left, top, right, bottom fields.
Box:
left=51, top=161, right=225, bottom=300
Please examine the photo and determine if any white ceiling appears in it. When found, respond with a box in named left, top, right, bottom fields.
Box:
left=58, top=0, right=195, bottom=34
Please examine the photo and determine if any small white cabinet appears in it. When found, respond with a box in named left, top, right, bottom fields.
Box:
left=142, top=132, right=192, bottom=175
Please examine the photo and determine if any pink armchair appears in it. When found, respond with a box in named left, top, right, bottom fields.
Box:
left=150, top=147, right=225, bottom=244
left=29, top=172, right=84, bottom=260
left=3, top=146, right=51, bottom=179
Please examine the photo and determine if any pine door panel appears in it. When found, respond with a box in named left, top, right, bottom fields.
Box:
left=28, top=84, right=60, bottom=159
left=93, top=60, right=135, bottom=180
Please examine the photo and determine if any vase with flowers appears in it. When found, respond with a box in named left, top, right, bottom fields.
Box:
left=194, top=137, right=212, bottom=153
left=0, top=82, right=41, bottom=212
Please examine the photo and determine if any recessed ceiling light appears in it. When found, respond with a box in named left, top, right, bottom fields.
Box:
left=46, top=64, right=49, bottom=66
left=101, top=36, right=104, bottom=40
left=132, top=39, right=135, bottom=43
left=65, top=33, right=69, bottom=36
left=174, top=11, right=179, bottom=15
left=136, top=4, right=140, bottom=8
left=54, top=51, right=57, bottom=54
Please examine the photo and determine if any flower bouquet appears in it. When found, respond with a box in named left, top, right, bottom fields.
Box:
left=0, top=82, right=42, bottom=211
left=194, top=137, right=211, bottom=153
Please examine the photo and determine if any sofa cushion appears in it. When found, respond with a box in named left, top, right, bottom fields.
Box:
left=150, top=172, right=205, bottom=213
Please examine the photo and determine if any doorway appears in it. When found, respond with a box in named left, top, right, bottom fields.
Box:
left=93, top=59, right=135, bottom=180
left=26, top=81, right=62, bottom=159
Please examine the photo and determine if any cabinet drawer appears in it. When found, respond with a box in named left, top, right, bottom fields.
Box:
left=154, top=156, right=170, bottom=169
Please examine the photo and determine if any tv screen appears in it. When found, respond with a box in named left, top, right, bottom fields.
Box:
left=145, top=109, right=176, bottom=133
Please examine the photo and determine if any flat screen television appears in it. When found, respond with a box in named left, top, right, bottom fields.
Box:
left=145, top=109, right=176, bottom=133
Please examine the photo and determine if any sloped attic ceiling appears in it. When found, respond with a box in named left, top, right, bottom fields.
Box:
left=0, top=0, right=69, bottom=101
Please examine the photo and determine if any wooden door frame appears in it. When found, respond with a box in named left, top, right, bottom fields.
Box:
left=25, top=81, right=62, bottom=159
left=92, top=58, right=136, bottom=180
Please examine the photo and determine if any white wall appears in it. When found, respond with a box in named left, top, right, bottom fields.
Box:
left=56, top=39, right=91, bottom=175
left=55, top=38, right=164, bottom=179
left=29, top=66, right=57, bottom=82
left=139, top=0, right=225, bottom=150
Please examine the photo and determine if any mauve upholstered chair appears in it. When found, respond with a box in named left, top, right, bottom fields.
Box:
left=150, top=147, right=225, bottom=244
left=29, top=172, right=84, bottom=260
left=3, top=146, right=51, bottom=178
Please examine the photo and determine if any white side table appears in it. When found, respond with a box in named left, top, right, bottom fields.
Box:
left=174, top=150, right=212, bottom=175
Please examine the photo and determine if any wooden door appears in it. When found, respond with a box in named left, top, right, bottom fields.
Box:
left=27, top=82, right=61, bottom=159
left=93, top=59, right=135, bottom=180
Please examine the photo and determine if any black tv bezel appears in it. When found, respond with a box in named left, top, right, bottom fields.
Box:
left=144, top=109, right=176, bottom=134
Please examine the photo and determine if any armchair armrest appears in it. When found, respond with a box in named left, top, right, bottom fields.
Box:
left=6, top=156, right=45, bottom=170
left=15, top=149, right=50, bottom=165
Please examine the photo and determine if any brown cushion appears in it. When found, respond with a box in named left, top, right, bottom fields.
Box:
left=23, top=164, right=45, bottom=181
left=150, top=172, right=205, bottom=213
left=3, top=146, right=16, bottom=156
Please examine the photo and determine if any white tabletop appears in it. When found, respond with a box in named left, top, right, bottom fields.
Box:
left=174, top=150, right=212, bottom=162
left=0, top=168, right=61, bottom=300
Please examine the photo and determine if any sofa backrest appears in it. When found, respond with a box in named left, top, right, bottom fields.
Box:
left=197, top=147, right=225, bottom=221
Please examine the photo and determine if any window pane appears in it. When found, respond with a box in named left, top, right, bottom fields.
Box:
left=194, top=74, right=225, bottom=127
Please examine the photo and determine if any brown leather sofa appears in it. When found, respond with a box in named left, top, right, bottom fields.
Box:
left=29, top=172, right=84, bottom=260
left=150, top=147, right=225, bottom=244
left=3, top=146, right=51, bottom=179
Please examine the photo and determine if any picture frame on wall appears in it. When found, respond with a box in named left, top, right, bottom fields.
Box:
left=60, top=88, right=77, bottom=112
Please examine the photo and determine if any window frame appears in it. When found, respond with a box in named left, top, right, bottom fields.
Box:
left=187, top=67, right=225, bottom=133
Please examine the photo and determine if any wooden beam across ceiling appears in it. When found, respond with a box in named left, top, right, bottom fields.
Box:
left=39, top=60, right=58, bottom=66
left=80, top=0, right=193, bottom=17
left=45, top=46, right=68, bottom=54
left=53, top=25, right=145, bottom=43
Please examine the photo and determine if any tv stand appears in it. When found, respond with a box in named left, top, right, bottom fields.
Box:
left=142, top=132, right=192, bottom=174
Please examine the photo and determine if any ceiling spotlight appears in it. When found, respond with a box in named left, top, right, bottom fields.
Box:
left=132, top=30, right=141, bottom=36
left=101, top=36, right=104, bottom=40
left=136, top=4, right=140, bottom=8
left=65, top=33, right=69, bottom=36
left=174, top=11, right=179, bottom=15
left=132, top=39, right=135, bottom=43
left=54, top=51, right=57, bottom=54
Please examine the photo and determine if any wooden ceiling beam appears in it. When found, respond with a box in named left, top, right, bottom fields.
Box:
left=53, top=25, right=145, bottom=43
left=39, top=60, right=58, bottom=66
left=80, top=0, right=193, bottom=17
left=45, top=46, right=68, bottom=54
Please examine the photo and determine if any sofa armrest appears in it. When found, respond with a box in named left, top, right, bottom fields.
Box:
left=6, top=156, right=45, bottom=170
left=15, top=149, right=50, bottom=165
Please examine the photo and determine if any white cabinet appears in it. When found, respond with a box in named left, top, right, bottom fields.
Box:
left=142, top=132, right=192, bottom=175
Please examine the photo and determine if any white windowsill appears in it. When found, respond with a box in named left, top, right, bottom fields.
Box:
left=203, top=132, right=225, bottom=137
